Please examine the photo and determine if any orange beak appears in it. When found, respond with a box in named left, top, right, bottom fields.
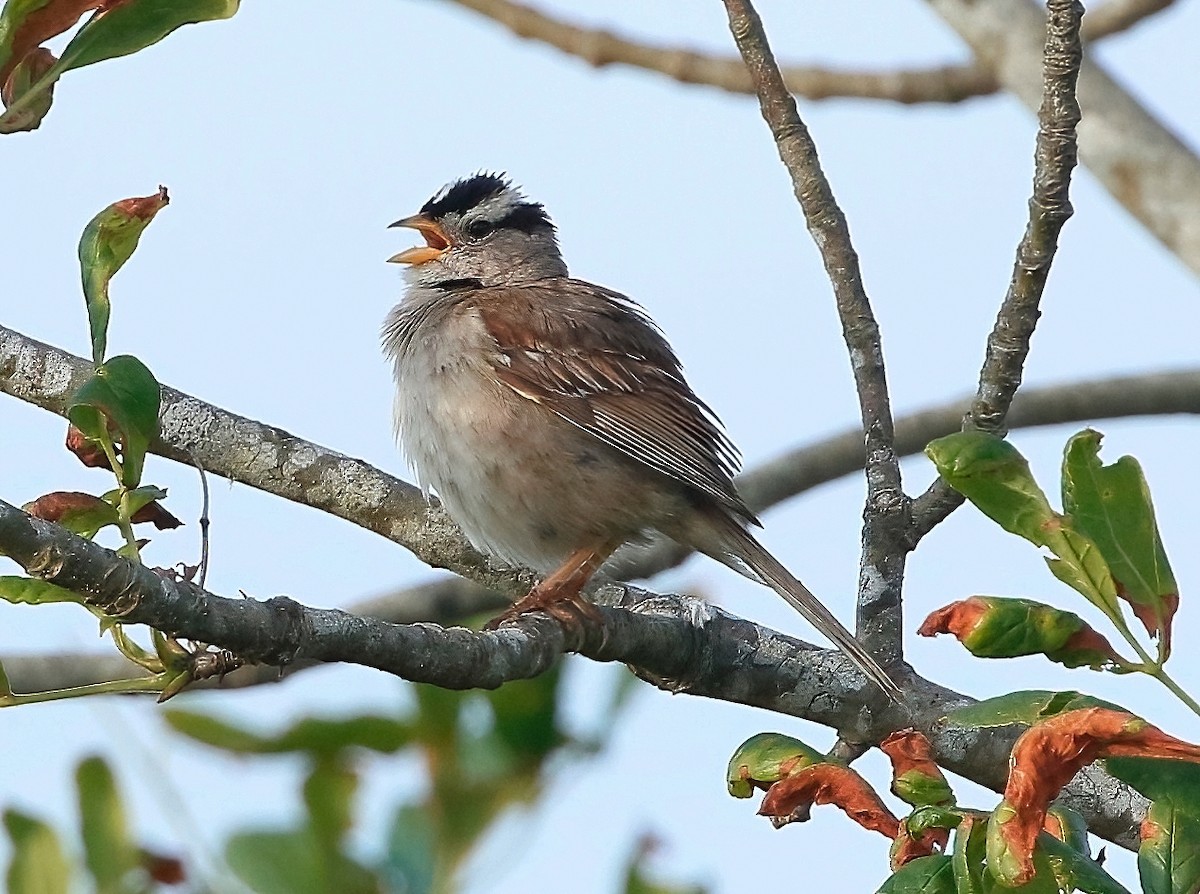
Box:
left=387, top=214, right=451, bottom=264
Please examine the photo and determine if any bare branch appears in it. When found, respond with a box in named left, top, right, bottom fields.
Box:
left=0, top=497, right=1145, bottom=848
left=447, top=0, right=1172, bottom=107
left=722, top=0, right=906, bottom=662
left=911, top=0, right=1084, bottom=540
left=450, top=0, right=996, bottom=103
left=1084, top=0, right=1176, bottom=39
left=928, top=0, right=1200, bottom=275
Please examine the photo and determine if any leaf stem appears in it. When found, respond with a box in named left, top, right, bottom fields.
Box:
left=0, top=674, right=163, bottom=707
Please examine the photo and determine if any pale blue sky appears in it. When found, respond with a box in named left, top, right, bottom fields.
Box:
left=2, top=2, right=1199, bottom=891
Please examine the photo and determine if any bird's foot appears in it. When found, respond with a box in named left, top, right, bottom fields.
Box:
left=483, top=584, right=603, bottom=632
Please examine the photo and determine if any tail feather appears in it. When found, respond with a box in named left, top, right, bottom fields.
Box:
left=718, top=526, right=903, bottom=702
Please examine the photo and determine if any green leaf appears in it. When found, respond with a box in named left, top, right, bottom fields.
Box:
left=1106, top=757, right=1200, bottom=805
left=0, top=575, right=82, bottom=605
left=165, top=710, right=412, bottom=757
left=725, top=732, right=824, bottom=798
left=302, top=759, right=357, bottom=851
left=67, top=355, right=161, bottom=487
left=926, top=432, right=1122, bottom=617
left=621, top=835, right=708, bottom=894
left=59, top=0, right=238, bottom=73
left=1037, top=832, right=1132, bottom=894
left=1062, top=430, right=1178, bottom=645
left=985, top=812, right=1073, bottom=892
left=875, top=855, right=956, bottom=893
left=1043, top=805, right=1091, bottom=856
left=226, top=830, right=324, bottom=894
left=3, top=808, right=71, bottom=894
left=77, top=189, right=168, bottom=364
left=383, top=805, right=435, bottom=894
left=75, top=756, right=137, bottom=893
left=107, top=485, right=167, bottom=519
left=1138, top=799, right=1200, bottom=894
left=946, top=690, right=1128, bottom=729
left=950, top=814, right=989, bottom=894
left=23, top=491, right=120, bottom=538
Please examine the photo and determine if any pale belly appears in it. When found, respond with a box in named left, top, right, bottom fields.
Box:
left=390, top=305, right=678, bottom=571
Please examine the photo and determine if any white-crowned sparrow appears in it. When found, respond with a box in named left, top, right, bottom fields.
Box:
left=383, top=173, right=898, bottom=698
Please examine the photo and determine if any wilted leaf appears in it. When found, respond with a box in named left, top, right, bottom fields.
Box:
left=140, top=851, right=185, bottom=885
left=758, top=763, right=899, bottom=837
left=993, top=708, right=1200, bottom=885
left=876, top=854, right=956, bottom=893
left=77, top=189, right=168, bottom=363
left=946, top=690, right=1128, bottom=728
left=892, top=808, right=959, bottom=876
left=68, top=354, right=161, bottom=487
left=77, top=755, right=138, bottom=893
left=725, top=732, right=824, bottom=798
left=23, top=490, right=120, bottom=537
left=880, top=730, right=955, bottom=808
left=0, top=575, right=82, bottom=605
left=926, top=432, right=1122, bottom=618
left=1062, top=430, right=1178, bottom=650
left=103, top=485, right=181, bottom=529
left=918, top=596, right=1124, bottom=670
left=0, top=0, right=99, bottom=87
left=3, top=809, right=71, bottom=894
left=65, top=423, right=113, bottom=469
left=0, top=45, right=55, bottom=132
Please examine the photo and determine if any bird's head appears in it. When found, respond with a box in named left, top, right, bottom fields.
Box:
left=388, top=173, right=567, bottom=287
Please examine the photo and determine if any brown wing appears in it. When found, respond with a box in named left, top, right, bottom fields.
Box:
left=475, top=278, right=755, bottom=521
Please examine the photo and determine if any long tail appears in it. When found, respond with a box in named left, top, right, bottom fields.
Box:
left=720, top=525, right=903, bottom=702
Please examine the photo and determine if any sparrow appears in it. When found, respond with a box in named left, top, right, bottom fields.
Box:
left=383, top=173, right=899, bottom=699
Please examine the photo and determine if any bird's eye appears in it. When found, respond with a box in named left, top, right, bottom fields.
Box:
left=465, top=219, right=494, bottom=241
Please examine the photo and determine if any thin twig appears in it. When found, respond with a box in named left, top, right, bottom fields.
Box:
left=189, top=449, right=211, bottom=589
left=910, top=0, right=1085, bottom=542
left=722, top=0, right=906, bottom=663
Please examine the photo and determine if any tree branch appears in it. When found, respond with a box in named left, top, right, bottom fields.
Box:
left=610, top=367, right=1200, bottom=581
left=722, top=0, right=906, bottom=663
left=0, top=497, right=1145, bottom=849
left=911, top=0, right=1084, bottom=540
left=445, top=0, right=1173, bottom=105
left=927, top=0, right=1200, bottom=276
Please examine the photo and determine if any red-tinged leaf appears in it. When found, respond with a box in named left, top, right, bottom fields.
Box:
left=725, top=732, right=824, bottom=798
left=1043, top=806, right=1090, bottom=855
left=0, top=0, right=102, bottom=89
left=918, top=595, right=1124, bottom=670
left=1062, top=430, right=1178, bottom=651
left=22, top=490, right=119, bottom=536
left=880, top=730, right=955, bottom=808
left=0, top=44, right=55, bottom=132
left=947, top=690, right=1128, bottom=728
left=891, top=822, right=951, bottom=870
left=77, top=188, right=168, bottom=363
left=993, top=707, right=1200, bottom=885
left=66, top=423, right=113, bottom=469
left=758, top=763, right=899, bottom=837
left=129, top=500, right=180, bottom=530
left=107, top=484, right=181, bottom=529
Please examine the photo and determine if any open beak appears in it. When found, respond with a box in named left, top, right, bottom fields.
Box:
left=387, top=213, right=451, bottom=265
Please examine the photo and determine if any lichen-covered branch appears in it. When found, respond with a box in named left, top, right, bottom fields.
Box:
left=911, top=0, right=1085, bottom=540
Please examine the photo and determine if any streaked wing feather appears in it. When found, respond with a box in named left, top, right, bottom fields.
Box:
left=479, top=280, right=751, bottom=518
